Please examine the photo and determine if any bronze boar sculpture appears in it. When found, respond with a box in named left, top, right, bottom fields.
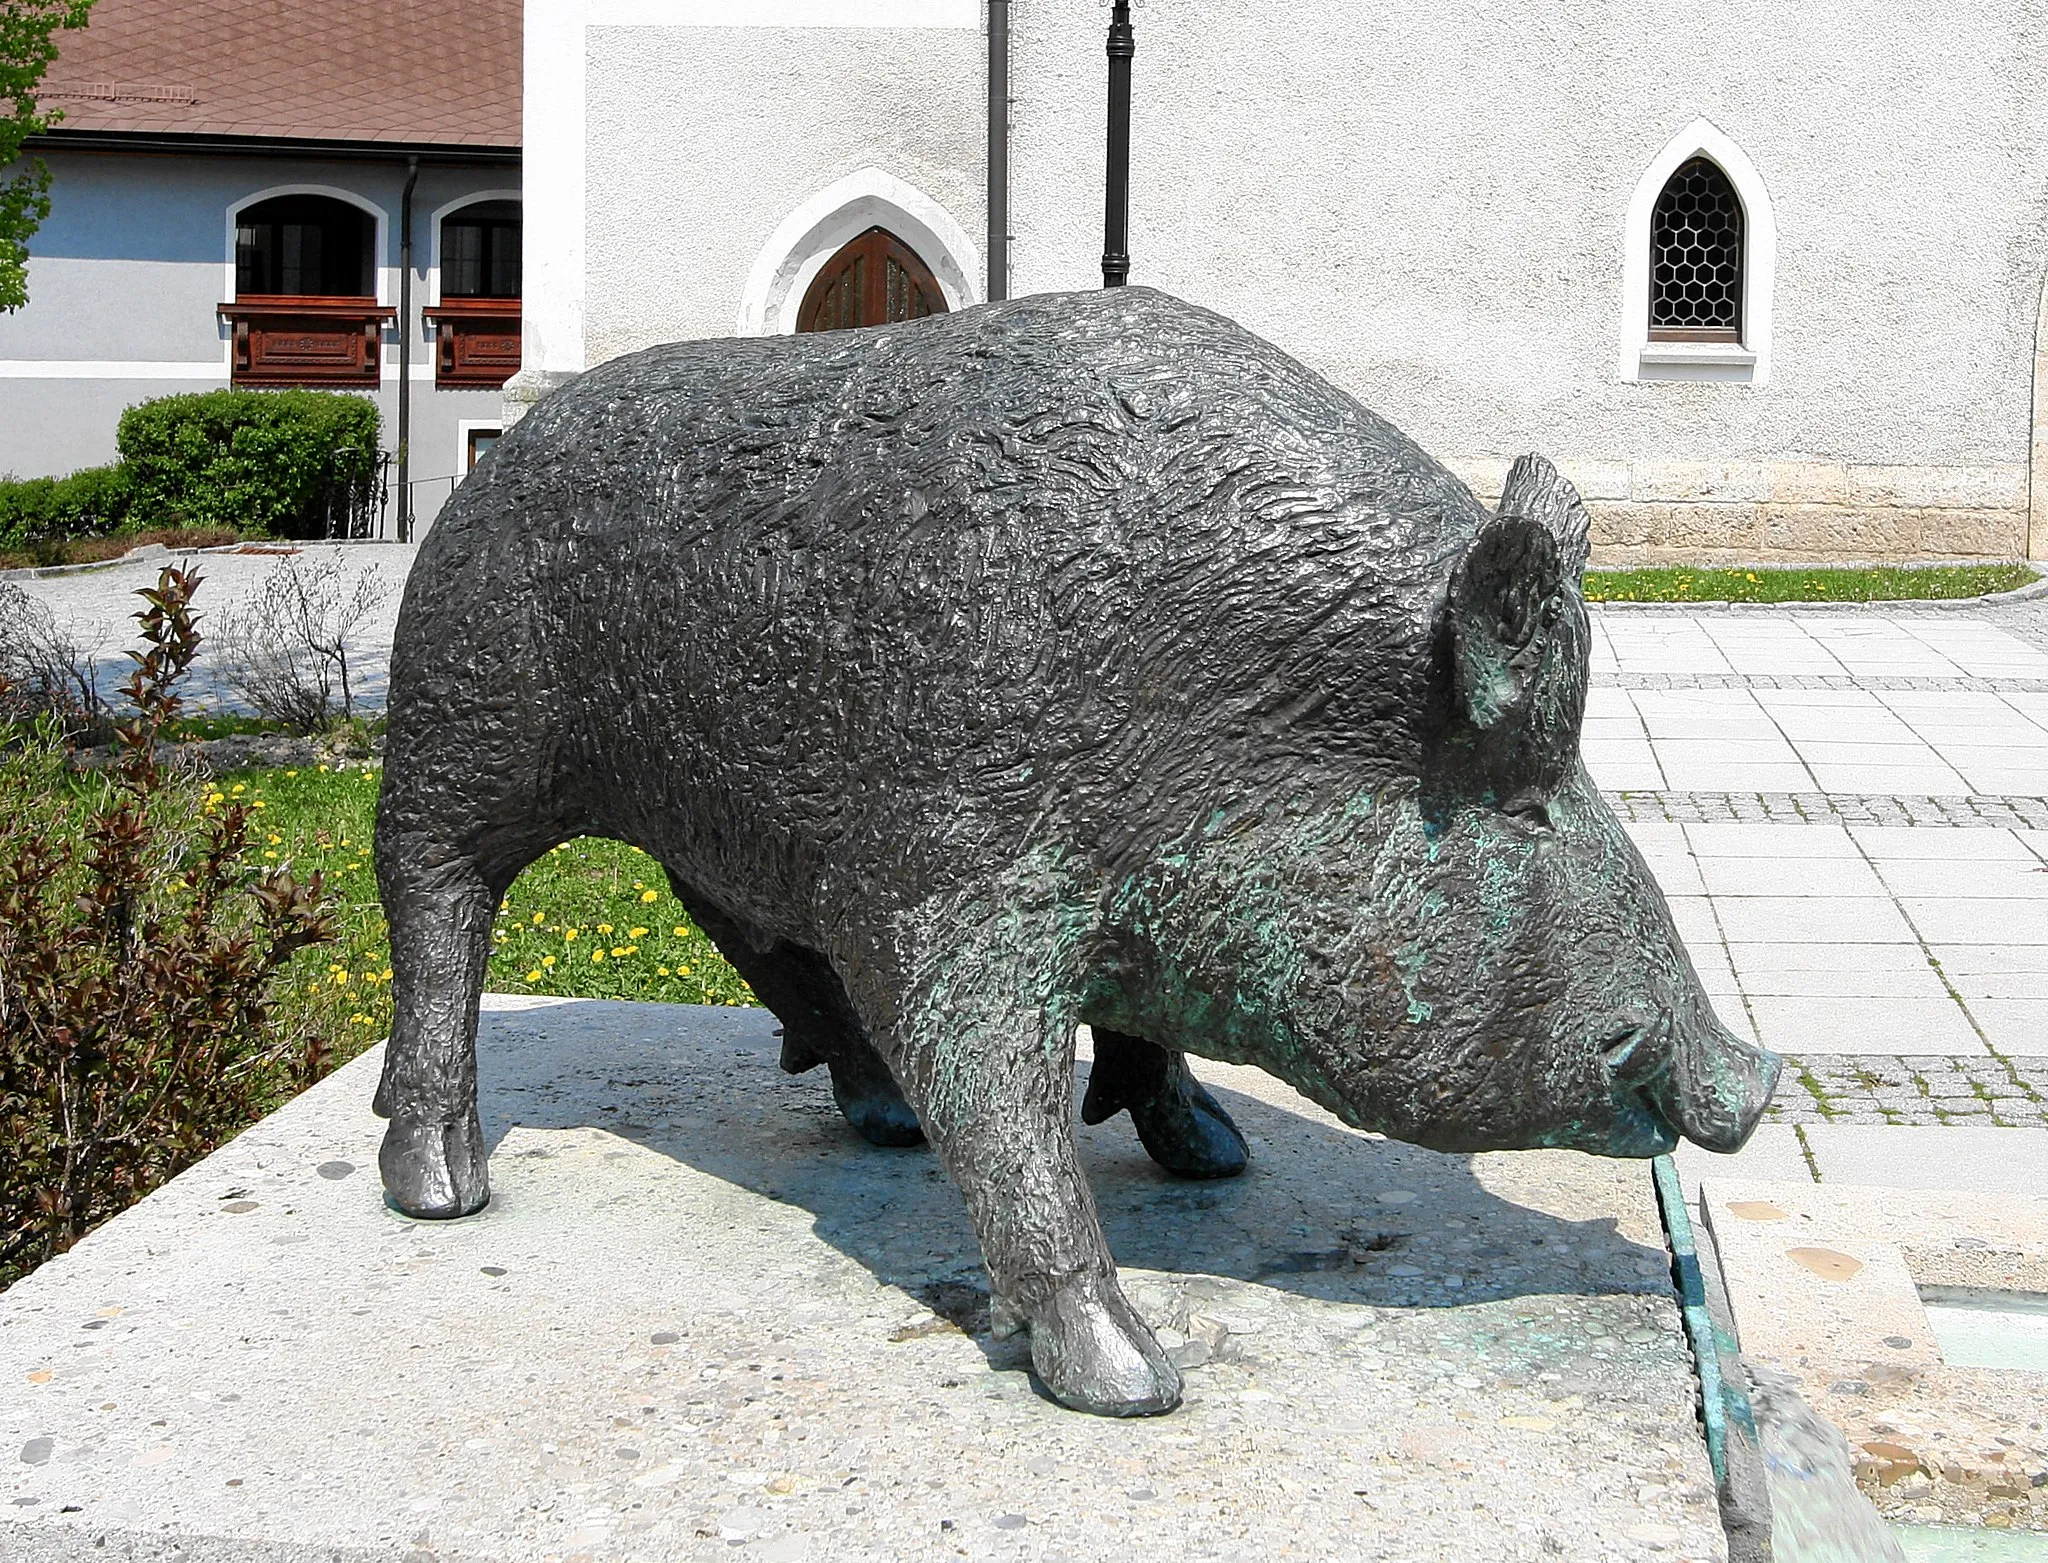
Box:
left=373, top=287, right=1779, bottom=1417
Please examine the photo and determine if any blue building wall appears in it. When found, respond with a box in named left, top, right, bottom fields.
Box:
left=0, top=148, right=520, bottom=531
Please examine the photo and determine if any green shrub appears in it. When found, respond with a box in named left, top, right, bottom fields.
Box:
left=117, top=390, right=381, bottom=540
left=0, top=568, right=333, bottom=1286
left=0, top=463, right=132, bottom=551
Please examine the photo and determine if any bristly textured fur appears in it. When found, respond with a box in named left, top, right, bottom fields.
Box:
left=371, top=287, right=1778, bottom=1419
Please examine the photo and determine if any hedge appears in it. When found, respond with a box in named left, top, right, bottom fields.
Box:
left=0, top=464, right=133, bottom=552
left=116, top=390, right=382, bottom=540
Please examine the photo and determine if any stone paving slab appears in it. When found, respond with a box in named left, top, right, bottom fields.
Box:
left=1763, top=1056, right=2048, bottom=1129
left=2, top=999, right=1725, bottom=1563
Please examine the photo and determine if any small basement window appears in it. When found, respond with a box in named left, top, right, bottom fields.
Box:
left=235, top=194, right=373, bottom=298
left=1648, top=157, right=1744, bottom=343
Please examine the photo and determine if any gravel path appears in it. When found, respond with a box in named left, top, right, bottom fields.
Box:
left=9, top=540, right=414, bottom=713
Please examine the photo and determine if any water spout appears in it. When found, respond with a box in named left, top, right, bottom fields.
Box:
left=1749, top=1363, right=1907, bottom=1563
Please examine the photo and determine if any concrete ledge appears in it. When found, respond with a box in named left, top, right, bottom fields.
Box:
left=4, top=999, right=1727, bottom=1562
left=1701, top=1177, right=2048, bottom=1531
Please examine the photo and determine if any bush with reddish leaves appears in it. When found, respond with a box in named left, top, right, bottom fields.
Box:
left=0, top=568, right=333, bottom=1287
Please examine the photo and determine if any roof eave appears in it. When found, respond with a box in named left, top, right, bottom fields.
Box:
left=27, top=127, right=521, bottom=162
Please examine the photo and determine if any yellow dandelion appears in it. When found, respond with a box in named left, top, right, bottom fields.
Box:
left=381, top=968, right=392, bottom=980
left=678, top=964, right=691, bottom=976
left=597, top=923, right=614, bottom=935
left=657, top=966, right=670, bottom=976
left=267, top=834, right=281, bottom=845
left=231, top=783, right=246, bottom=794
left=531, top=912, right=544, bottom=925
left=263, top=850, right=277, bottom=859
left=318, top=763, right=330, bottom=772
left=526, top=969, right=543, bottom=983
left=541, top=955, right=556, bottom=968
left=286, top=769, right=298, bottom=777
left=639, top=889, right=658, bottom=903
left=610, top=946, right=627, bottom=957
left=253, top=800, right=266, bottom=809
left=564, top=928, right=579, bottom=941
left=632, top=881, right=645, bottom=891
left=334, top=972, right=351, bottom=985
left=673, top=925, right=687, bottom=937
left=629, top=926, right=648, bottom=939
left=592, top=950, right=605, bottom=963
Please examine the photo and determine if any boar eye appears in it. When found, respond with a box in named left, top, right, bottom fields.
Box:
left=1502, top=792, right=1552, bottom=833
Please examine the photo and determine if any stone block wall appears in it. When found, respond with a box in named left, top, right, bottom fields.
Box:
left=1449, top=458, right=2031, bottom=565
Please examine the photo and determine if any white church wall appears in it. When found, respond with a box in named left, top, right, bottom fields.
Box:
left=1010, top=0, right=2048, bottom=560
left=524, top=0, right=2048, bottom=561
left=581, top=15, right=983, bottom=366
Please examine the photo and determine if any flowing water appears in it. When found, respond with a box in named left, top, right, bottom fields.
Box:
left=1749, top=1363, right=1908, bottom=1563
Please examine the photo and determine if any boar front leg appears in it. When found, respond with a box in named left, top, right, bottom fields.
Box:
left=847, top=927, right=1181, bottom=1417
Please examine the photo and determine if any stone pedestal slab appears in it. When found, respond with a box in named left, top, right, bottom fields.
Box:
left=4, top=998, right=1725, bottom=1562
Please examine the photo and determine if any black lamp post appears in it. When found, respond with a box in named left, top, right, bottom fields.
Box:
left=1101, top=0, right=1134, bottom=287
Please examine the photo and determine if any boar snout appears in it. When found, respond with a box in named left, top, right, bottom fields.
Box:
left=1601, top=1010, right=1780, bottom=1155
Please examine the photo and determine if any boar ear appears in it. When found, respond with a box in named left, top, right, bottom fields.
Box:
left=1497, top=452, right=1591, bottom=578
left=1442, top=505, right=1590, bottom=792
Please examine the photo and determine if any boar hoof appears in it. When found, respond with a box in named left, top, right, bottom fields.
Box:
left=828, top=1060, right=926, bottom=1148
left=379, top=1110, right=490, bottom=1219
left=1025, top=1274, right=1183, bottom=1417
left=1131, top=1081, right=1250, bottom=1181
left=1084, top=1031, right=1249, bottom=1180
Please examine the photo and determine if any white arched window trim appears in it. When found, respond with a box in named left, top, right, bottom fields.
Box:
left=1619, top=121, right=1776, bottom=386
left=736, top=167, right=981, bottom=337
left=222, top=184, right=392, bottom=306
left=427, top=188, right=523, bottom=308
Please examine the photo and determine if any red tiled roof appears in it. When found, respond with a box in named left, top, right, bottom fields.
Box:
left=37, top=0, right=520, bottom=148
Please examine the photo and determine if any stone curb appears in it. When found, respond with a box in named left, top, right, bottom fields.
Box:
left=1, top=540, right=276, bottom=581
left=1, top=537, right=406, bottom=582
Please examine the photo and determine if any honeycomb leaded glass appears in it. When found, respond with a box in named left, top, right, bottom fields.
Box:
left=1649, top=157, right=1743, bottom=339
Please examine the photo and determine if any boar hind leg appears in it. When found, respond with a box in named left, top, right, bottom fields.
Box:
left=1083, top=1030, right=1249, bottom=1180
left=665, top=876, right=924, bottom=1148
left=372, top=835, right=511, bottom=1220
left=858, top=960, right=1181, bottom=1416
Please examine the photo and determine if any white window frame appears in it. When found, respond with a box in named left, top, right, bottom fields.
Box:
left=427, top=189, right=524, bottom=309
left=735, top=166, right=981, bottom=337
left=457, top=419, right=504, bottom=480
left=223, top=183, right=392, bottom=306
left=1619, top=120, right=1776, bottom=386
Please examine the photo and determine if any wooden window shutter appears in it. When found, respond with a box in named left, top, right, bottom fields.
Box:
left=797, top=227, right=947, bottom=333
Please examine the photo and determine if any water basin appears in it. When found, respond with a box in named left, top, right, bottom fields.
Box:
left=1917, top=1285, right=2048, bottom=1373
left=1894, top=1524, right=2048, bottom=1562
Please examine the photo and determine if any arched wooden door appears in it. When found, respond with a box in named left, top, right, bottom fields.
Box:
left=797, top=227, right=947, bottom=332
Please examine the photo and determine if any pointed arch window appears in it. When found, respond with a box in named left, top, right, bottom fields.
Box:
left=1649, top=157, right=1745, bottom=343
left=797, top=227, right=946, bottom=333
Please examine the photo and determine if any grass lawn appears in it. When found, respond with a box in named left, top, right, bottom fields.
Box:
left=231, top=763, right=756, bottom=1067
left=1582, top=563, right=2039, bottom=603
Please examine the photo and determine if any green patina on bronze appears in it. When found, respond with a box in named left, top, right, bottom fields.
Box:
left=372, top=287, right=1780, bottom=1418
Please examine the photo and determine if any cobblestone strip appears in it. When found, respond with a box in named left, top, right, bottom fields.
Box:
left=1593, top=672, right=2048, bottom=693
left=1768, top=1055, right=2048, bottom=1128
left=1604, top=790, right=2048, bottom=828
